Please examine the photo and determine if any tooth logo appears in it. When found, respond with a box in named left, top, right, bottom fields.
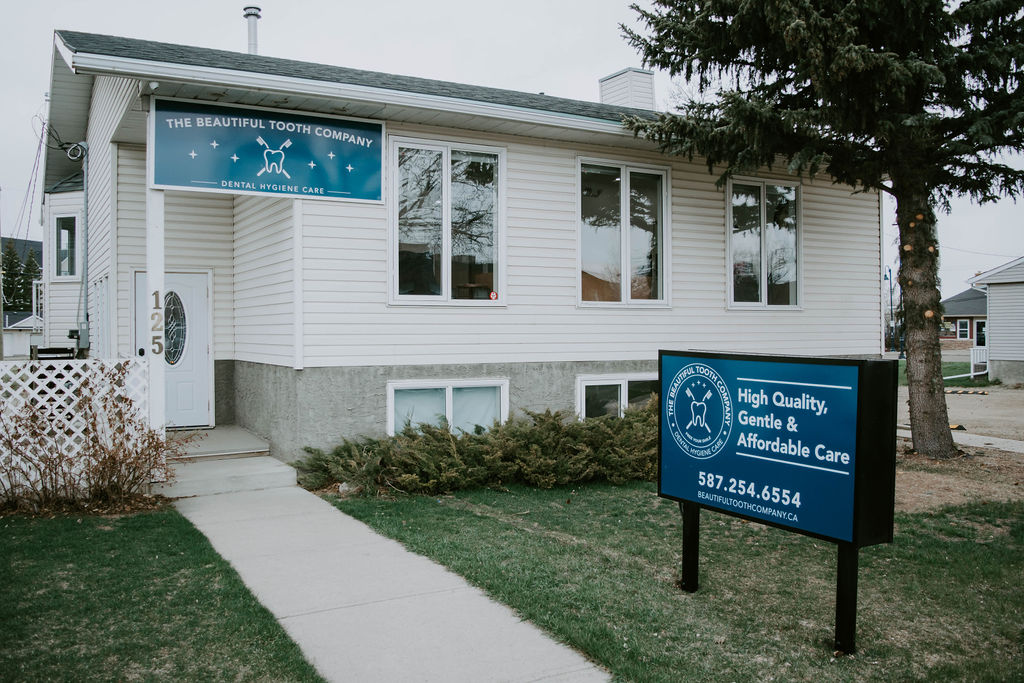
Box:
left=666, top=363, right=733, bottom=460
left=257, top=137, right=292, bottom=179
left=687, top=389, right=711, bottom=432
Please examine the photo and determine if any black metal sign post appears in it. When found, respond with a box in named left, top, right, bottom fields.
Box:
left=678, top=509, right=862, bottom=653
left=659, top=352, right=897, bottom=656
left=835, top=543, right=859, bottom=653
left=679, top=501, right=699, bottom=592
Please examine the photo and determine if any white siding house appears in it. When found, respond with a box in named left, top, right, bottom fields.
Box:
left=969, top=256, right=1024, bottom=384
left=42, top=30, right=886, bottom=460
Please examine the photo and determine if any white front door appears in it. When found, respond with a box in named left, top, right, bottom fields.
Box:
left=135, top=271, right=212, bottom=428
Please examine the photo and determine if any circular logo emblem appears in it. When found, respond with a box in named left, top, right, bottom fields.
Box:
left=666, top=363, right=733, bottom=459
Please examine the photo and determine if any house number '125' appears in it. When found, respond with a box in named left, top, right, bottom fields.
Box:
left=151, top=290, right=164, bottom=355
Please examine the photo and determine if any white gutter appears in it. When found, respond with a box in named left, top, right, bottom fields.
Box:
left=63, top=50, right=640, bottom=138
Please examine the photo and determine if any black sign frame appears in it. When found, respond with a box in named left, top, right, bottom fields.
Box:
left=658, top=350, right=898, bottom=653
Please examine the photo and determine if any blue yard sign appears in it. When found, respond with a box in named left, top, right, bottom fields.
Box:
left=660, top=351, right=860, bottom=542
left=151, top=99, right=383, bottom=201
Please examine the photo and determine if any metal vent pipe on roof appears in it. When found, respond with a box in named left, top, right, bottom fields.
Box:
left=243, top=6, right=261, bottom=55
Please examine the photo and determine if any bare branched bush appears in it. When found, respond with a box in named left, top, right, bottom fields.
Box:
left=0, top=362, right=187, bottom=512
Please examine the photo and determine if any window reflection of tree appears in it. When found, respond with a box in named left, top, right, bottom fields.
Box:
left=731, top=185, right=761, bottom=302
left=630, top=173, right=661, bottom=299
left=451, top=153, right=497, bottom=299
left=398, top=148, right=443, bottom=295
left=766, top=185, right=797, bottom=305
left=581, top=166, right=622, bottom=301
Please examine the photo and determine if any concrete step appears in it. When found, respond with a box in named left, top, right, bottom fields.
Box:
left=155, top=455, right=297, bottom=498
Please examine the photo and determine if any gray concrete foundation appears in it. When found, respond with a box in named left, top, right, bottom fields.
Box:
left=990, top=359, right=1024, bottom=386
left=214, top=360, right=235, bottom=425
left=231, top=359, right=656, bottom=462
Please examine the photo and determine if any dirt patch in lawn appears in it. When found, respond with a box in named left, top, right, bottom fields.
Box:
left=895, top=440, right=1023, bottom=513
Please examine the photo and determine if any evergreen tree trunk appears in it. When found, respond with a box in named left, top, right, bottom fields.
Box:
left=893, top=179, right=958, bottom=459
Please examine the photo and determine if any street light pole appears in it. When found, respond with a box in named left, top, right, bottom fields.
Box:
left=884, top=266, right=895, bottom=352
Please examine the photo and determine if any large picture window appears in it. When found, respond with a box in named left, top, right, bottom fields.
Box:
left=392, top=139, right=503, bottom=304
left=55, top=215, right=77, bottom=278
left=387, top=379, right=510, bottom=435
left=579, top=161, right=668, bottom=304
left=728, top=179, right=800, bottom=307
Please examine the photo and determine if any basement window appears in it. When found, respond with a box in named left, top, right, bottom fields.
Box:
left=576, top=374, right=658, bottom=419
left=387, top=379, right=510, bottom=435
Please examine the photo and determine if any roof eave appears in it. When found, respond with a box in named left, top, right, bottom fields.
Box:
left=968, top=255, right=1024, bottom=285
left=65, top=50, right=641, bottom=138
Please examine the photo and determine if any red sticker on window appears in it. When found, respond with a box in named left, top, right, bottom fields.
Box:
left=489, top=291, right=498, bottom=301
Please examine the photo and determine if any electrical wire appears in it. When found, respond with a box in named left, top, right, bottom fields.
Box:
left=13, top=117, right=47, bottom=246
left=939, top=244, right=1021, bottom=259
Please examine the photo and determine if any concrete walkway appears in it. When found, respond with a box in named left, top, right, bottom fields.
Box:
left=175, top=487, right=608, bottom=683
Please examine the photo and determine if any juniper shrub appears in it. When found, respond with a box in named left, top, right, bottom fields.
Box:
left=297, top=397, right=658, bottom=495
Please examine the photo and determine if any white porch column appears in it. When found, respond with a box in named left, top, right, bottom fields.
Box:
left=146, top=187, right=166, bottom=432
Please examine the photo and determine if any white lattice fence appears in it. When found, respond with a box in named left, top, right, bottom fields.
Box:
left=0, top=359, right=149, bottom=459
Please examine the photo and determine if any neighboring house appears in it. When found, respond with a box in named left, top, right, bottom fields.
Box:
left=41, top=30, right=886, bottom=461
left=2, top=312, right=43, bottom=359
left=940, top=287, right=987, bottom=348
left=969, top=255, right=1024, bottom=384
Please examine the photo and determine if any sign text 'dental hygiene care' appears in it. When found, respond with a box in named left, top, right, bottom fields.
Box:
left=660, top=353, right=860, bottom=541
left=151, top=99, right=383, bottom=201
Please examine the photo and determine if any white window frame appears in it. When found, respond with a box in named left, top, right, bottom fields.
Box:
left=576, top=157, right=672, bottom=308
left=575, top=372, right=658, bottom=419
left=957, top=319, right=970, bottom=339
left=725, top=176, right=803, bottom=310
left=386, top=378, right=511, bottom=435
left=52, top=212, right=81, bottom=281
left=388, top=136, right=507, bottom=306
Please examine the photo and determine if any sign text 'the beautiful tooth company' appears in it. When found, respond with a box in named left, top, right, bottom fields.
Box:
left=151, top=99, right=383, bottom=202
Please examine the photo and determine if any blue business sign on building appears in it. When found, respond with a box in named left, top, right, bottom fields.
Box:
left=660, top=351, right=892, bottom=543
left=151, top=99, right=383, bottom=201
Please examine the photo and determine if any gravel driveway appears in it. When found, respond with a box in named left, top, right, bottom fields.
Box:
left=898, top=385, right=1024, bottom=441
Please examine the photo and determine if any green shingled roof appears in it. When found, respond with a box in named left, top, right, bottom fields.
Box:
left=56, top=30, right=657, bottom=124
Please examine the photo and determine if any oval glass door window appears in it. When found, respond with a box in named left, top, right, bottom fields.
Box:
left=164, top=291, right=187, bottom=366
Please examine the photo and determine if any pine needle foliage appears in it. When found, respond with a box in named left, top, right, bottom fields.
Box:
left=297, top=399, right=659, bottom=496
left=622, top=0, right=1024, bottom=459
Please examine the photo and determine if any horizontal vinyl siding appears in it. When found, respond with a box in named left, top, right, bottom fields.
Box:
left=233, top=195, right=293, bottom=364
left=988, top=283, right=1024, bottom=361
left=115, top=145, right=235, bottom=359
left=300, top=123, right=882, bottom=367
left=44, top=282, right=80, bottom=347
left=42, top=192, right=83, bottom=347
left=86, top=77, right=137, bottom=328
left=166, top=192, right=234, bottom=359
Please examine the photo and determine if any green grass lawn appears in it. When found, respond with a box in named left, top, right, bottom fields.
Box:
left=332, top=483, right=1022, bottom=682
left=899, top=360, right=996, bottom=387
left=0, top=509, right=323, bottom=682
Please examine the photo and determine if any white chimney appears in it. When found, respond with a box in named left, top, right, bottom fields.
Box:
left=243, top=6, right=261, bottom=55
left=598, top=68, right=656, bottom=110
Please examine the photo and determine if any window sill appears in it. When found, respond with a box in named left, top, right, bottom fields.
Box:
left=577, top=301, right=671, bottom=310
left=727, top=304, right=804, bottom=312
left=388, top=298, right=507, bottom=308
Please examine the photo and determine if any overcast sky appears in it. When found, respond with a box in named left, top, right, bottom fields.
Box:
left=1, top=0, right=1021, bottom=297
